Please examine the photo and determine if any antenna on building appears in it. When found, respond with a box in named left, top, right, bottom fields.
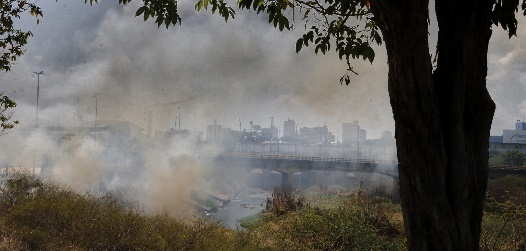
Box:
left=178, top=106, right=181, bottom=130
left=76, top=98, right=80, bottom=119
left=147, top=109, right=152, bottom=137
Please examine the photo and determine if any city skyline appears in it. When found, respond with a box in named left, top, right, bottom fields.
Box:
left=0, top=0, right=525, bottom=139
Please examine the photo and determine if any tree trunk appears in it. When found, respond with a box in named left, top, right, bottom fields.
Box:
left=370, top=0, right=495, bottom=250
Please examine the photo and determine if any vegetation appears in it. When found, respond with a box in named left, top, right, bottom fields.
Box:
left=242, top=182, right=406, bottom=250
left=264, top=187, right=306, bottom=216
left=489, top=150, right=526, bottom=166
left=0, top=0, right=41, bottom=72
left=0, top=0, right=40, bottom=133
left=0, top=173, right=263, bottom=250
left=0, top=92, right=18, bottom=135
left=481, top=176, right=526, bottom=251
left=1, top=173, right=525, bottom=250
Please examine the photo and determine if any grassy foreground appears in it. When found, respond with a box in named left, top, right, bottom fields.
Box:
left=0, top=173, right=524, bottom=250
left=0, top=173, right=263, bottom=250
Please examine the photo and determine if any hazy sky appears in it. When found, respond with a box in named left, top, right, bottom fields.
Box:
left=1, top=0, right=525, bottom=138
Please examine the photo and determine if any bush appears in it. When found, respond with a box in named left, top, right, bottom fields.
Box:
left=487, top=175, right=526, bottom=206
left=481, top=196, right=526, bottom=251
left=0, top=172, right=44, bottom=210
left=0, top=173, right=264, bottom=250
left=489, top=150, right=526, bottom=166
left=249, top=182, right=405, bottom=250
left=0, top=173, right=409, bottom=250
left=264, top=187, right=306, bottom=216
left=482, top=175, right=526, bottom=250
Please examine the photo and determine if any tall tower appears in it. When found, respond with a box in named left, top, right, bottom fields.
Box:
left=283, top=119, right=296, bottom=141
left=342, top=121, right=360, bottom=145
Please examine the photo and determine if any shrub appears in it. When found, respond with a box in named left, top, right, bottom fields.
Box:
left=264, top=187, right=306, bottom=216
left=481, top=196, right=526, bottom=251
left=0, top=173, right=264, bottom=250
left=481, top=175, right=526, bottom=250
left=487, top=175, right=526, bottom=206
left=250, top=182, right=405, bottom=250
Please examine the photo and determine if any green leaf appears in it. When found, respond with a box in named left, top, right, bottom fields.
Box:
left=195, top=0, right=203, bottom=11
left=278, top=16, right=285, bottom=31
left=144, top=11, right=149, bottom=21
left=135, top=6, right=146, bottom=17
left=303, top=9, right=310, bottom=20
left=296, top=38, right=303, bottom=53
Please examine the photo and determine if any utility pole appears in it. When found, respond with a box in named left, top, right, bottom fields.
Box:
left=270, top=117, right=274, bottom=154
left=239, top=119, right=242, bottom=132
left=277, top=127, right=280, bottom=155
left=178, top=106, right=181, bottom=130
left=357, top=124, right=361, bottom=159
left=295, top=123, right=298, bottom=155
left=33, top=71, right=44, bottom=127
left=94, top=92, right=101, bottom=149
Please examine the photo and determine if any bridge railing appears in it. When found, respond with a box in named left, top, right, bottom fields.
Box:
left=488, top=165, right=526, bottom=170
left=222, top=153, right=398, bottom=165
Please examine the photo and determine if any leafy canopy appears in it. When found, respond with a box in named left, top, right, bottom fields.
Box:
left=0, top=92, right=18, bottom=135
left=0, top=0, right=42, bottom=72
left=0, top=1, right=41, bottom=133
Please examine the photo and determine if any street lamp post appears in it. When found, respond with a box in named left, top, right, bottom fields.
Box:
left=270, top=117, right=274, bottom=154
left=33, top=71, right=44, bottom=127
left=94, top=92, right=101, bottom=150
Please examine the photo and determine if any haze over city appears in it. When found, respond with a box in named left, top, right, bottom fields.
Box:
left=1, top=1, right=526, bottom=249
left=1, top=1, right=525, bottom=137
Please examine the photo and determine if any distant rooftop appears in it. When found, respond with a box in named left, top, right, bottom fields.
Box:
left=489, top=136, right=503, bottom=143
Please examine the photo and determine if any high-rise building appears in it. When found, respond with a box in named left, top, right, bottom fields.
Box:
left=359, top=128, right=367, bottom=143
left=379, top=130, right=396, bottom=146
left=516, top=120, right=526, bottom=130
left=283, top=119, right=296, bottom=141
left=342, top=121, right=360, bottom=145
left=382, top=130, right=393, bottom=138
left=206, top=119, right=222, bottom=142
left=298, top=125, right=331, bottom=144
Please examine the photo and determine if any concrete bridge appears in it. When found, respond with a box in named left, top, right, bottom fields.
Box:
left=215, top=153, right=397, bottom=175
left=214, top=153, right=398, bottom=187
left=214, top=153, right=526, bottom=186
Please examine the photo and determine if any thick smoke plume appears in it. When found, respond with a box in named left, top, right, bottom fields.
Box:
left=1, top=127, right=212, bottom=217
left=0, top=0, right=524, bottom=216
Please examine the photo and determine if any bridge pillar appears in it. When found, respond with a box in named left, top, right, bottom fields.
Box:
left=281, top=173, right=290, bottom=189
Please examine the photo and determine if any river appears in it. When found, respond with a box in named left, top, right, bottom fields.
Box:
left=207, top=192, right=269, bottom=229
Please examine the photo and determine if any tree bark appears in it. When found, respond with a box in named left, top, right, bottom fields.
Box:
left=370, top=0, right=495, bottom=250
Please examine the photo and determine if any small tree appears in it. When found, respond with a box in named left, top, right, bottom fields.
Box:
left=0, top=0, right=42, bottom=133
left=0, top=0, right=42, bottom=72
left=0, top=92, right=18, bottom=135
left=502, top=150, right=526, bottom=167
